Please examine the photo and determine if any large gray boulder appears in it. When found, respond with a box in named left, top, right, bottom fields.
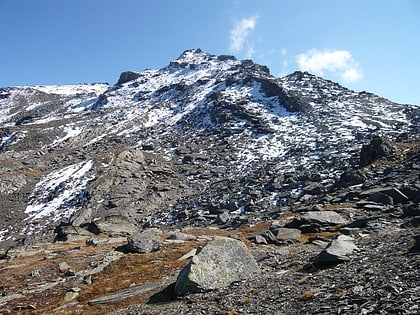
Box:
left=175, top=237, right=261, bottom=295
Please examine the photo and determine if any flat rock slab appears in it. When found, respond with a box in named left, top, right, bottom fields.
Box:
left=88, top=281, right=165, bottom=305
left=313, top=235, right=357, bottom=267
left=175, top=237, right=261, bottom=295
left=286, top=211, right=347, bottom=229
left=360, top=187, right=409, bottom=204
left=271, top=227, right=302, bottom=241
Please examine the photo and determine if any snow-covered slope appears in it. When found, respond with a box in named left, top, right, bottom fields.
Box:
left=0, top=49, right=418, bottom=245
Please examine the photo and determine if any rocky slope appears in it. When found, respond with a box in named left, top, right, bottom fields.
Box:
left=0, top=49, right=419, bottom=314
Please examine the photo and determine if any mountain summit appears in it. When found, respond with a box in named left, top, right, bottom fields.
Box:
left=0, top=49, right=418, bottom=245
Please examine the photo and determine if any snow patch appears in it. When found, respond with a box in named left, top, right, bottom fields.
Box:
left=34, top=83, right=109, bottom=96
left=1, top=131, right=26, bottom=147
left=24, top=160, right=95, bottom=230
left=50, top=124, right=83, bottom=146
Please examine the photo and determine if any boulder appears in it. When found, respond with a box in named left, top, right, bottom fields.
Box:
left=312, top=235, right=357, bottom=267
left=359, top=136, right=395, bottom=167
left=271, top=227, right=302, bottom=242
left=175, top=237, right=261, bottom=295
left=127, top=228, right=161, bottom=253
left=117, top=71, right=141, bottom=85
left=368, top=191, right=394, bottom=205
left=339, top=169, right=367, bottom=187
left=400, top=186, right=420, bottom=203
left=360, top=187, right=409, bottom=204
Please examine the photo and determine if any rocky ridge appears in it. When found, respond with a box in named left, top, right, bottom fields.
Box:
left=0, top=49, right=419, bottom=314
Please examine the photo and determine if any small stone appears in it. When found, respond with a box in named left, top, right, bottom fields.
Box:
left=64, top=291, right=79, bottom=301
left=167, top=232, right=196, bottom=241
left=178, top=248, right=199, bottom=260
left=216, top=211, right=230, bottom=224
left=64, top=269, right=76, bottom=277
left=58, top=262, right=72, bottom=273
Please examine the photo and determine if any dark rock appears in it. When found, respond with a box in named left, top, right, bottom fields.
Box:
left=340, top=227, right=361, bottom=236
left=360, top=187, right=409, bottom=204
left=117, top=71, right=141, bottom=85
left=64, top=269, right=76, bottom=277
left=359, top=136, right=396, bottom=167
left=299, top=224, right=321, bottom=233
left=402, top=204, right=419, bottom=217
left=175, top=237, right=261, bottom=295
left=368, top=192, right=394, bottom=205
left=400, top=216, right=420, bottom=228
left=127, top=228, right=161, bottom=254
left=399, top=186, right=420, bottom=203
left=339, top=169, right=367, bottom=187
left=411, top=234, right=420, bottom=252
left=346, top=217, right=369, bottom=228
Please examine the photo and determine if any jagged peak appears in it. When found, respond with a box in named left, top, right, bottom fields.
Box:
left=281, top=70, right=351, bottom=93
left=282, top=71, right=321, bottom=81
left=173, top=48, right=215, bottom=66
left=169, top=49, right=239, bottom=69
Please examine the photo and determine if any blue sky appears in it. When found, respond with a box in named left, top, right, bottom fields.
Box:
left=1, top=0, right=419, bottom=105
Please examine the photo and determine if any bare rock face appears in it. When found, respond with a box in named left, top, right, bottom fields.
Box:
left=175, top=237, right=261, bottom=295
left=360, top=136, right=396, bottom=167
left=117, top=71, right=141, bottom=85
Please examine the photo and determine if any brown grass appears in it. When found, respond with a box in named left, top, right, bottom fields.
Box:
left=0, top=224, right=273, bottom=315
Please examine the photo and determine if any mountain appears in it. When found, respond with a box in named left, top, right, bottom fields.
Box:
left=0, top=48, right=418, bottom=246
left=1, top=49, right=419, bottom=314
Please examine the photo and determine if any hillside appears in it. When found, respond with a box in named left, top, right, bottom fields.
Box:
left=0, top=49, right=419, bottom=314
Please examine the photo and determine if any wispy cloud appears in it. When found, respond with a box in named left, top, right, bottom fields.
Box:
left=296, top=49, right=363, bottom=82
left=229, top=16, right=258, bottom=53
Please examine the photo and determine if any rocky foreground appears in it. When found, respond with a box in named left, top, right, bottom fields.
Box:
left=1, top=137, right=418, bottom=314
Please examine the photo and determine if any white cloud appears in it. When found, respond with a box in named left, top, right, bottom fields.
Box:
left=296, top=49, right=363, bottom=82
left=245, top=45, right=255, bottom=59
left=229, top=16, right=257, bottom=52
